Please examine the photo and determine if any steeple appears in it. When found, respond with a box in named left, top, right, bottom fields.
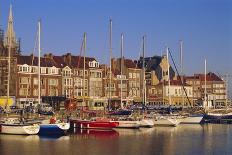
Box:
left=4, top=4, right=17, bottom=50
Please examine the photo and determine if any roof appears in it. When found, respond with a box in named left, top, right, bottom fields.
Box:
left=17, top=53, right=97, bottom=69
left=185, top=72, right=223, bottom=82
left=157, top=80, right=191, bottom=86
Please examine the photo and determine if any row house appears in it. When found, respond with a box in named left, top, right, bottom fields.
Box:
left=112, top=58, right=142, bottom=106
left=185, top=72, right=226, bottom=106
left=136, top=55, right=178, bottom=105
left=54, top=53, right=104, bottom=109
left=148, top=80, right=193, bottom=106
left=102, top=64, right=121, bottom=109
left=16, top=54, right=62, bottom=107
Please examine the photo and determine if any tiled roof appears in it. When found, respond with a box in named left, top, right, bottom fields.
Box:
left=185, top=72, right=223, bottom=82
left=17, top=55, right=59, bottom=67
left=123, top=58, right=137, bottom=68
left=17, top=53, right=97, bottom=69
left=157, top=80, right=190, bottom=86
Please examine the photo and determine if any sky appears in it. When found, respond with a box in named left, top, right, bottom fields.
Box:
left=0, top=0, right=232, bottom=93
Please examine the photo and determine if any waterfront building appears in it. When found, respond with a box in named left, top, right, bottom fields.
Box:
left=148, top=80, right=193, bottom=106
left=185, top=72, right=227, bottom=107
left=112, top=58, right=142, bottom=106
left=0, top=5, right=20, bottom=103
left=16, top=54, right=62, bottom=107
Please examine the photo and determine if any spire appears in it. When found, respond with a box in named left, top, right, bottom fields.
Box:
left=4, top=4, right=17, bottom=49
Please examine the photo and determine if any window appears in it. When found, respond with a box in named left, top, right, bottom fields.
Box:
left=41, top=67, right=46, bottom=74
left=49, top=79, right=58, bottom=85
left=33, top=78, right=38, bottom=85
left=129, top=73, right=132, bottom=78
left=20, top=77, right=29, bottom=84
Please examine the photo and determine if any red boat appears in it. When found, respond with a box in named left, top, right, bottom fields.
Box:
left=70, top=118, right=119, bottom=130
left=73, top=129, right=119, bottom=138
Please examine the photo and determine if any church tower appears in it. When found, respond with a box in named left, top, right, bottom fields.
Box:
left=4, top=4, right=19, bottom=56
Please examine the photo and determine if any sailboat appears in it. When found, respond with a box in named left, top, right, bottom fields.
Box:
left=137, top=36, right=154, bottom=128
left=33, top=21, right=70, bottom=135
left=153, top=47, right=180, bottom=127
left=70, top=31, right=119, bottom=130
left=203, top=60, right=232, bottom=120
left=0, top=5, right=40, bottom=135
left=176, top=41, right=203, bottom=124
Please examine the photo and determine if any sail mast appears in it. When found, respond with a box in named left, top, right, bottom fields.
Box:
left=204, top=59, right=207, bottom=108
left=38, top=20, right=41, bottom=105
left=120, top=33, right=124, bottom=108
left=142, top=36, right=146, bottom=105
left=109, top=19, right=112, bottom=110
left=83, top=32, right=86, bottom=106
left=167, top=47, right=171, bottom=105
left=180, top=40, right=184, bottom=105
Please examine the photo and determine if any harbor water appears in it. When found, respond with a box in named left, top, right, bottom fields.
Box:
left=0, top=124, right=231, bottom=155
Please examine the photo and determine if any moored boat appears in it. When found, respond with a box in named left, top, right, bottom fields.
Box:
left=70, top=118, right=119, bottom=130
left=116, top=120, right=140, bottom=129
left=153, top=115, right=180, bottom=127
left=181, top=114, right=204, bottom=124
left=39, top=119, right=70, bottom=135
left=0, top=118, right=40, bottom=135
left=139, top=118, right=154, bottom=128
left=204, top=112, right=232, bottom=120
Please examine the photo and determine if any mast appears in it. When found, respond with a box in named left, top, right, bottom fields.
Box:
left=6, top=4, right=14, bottom=110
left=180, top=40, right=184, bottom=106
left=161, top=50, right=164, bottom=105
left=226, top=74, right=228, bottom=109
left=120, top=33, right=124, bottom=108
left=109, top=19, right=112, bottom=110
left=167, top=47, right=171, bottom=105
left=38, top=20, right=41, bottom=105
left=142, top=36, right=146, bottom=105
left=83, top=32, right=86, bottom=106
left=204, top=59, right=207, bottom=109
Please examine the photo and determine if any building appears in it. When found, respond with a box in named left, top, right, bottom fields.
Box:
left=0, top=5, right=20, bottom=104
left=112, top=58, right=142, bottom=106
left=185, top=72, right=227, bottom=107
left=16, top=54, right=62, bottom=107
left=147, top=80, right=193, bottom=106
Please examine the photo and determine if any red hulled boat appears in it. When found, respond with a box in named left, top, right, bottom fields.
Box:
left=70, top=118, right=119, bottom=130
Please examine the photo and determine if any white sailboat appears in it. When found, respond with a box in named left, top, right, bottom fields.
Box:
left=114, top=33, right=141, bottom=129
left=153, top=47, right=179, bottom=127
left=178, top=41, right=203, bottom=124
left=0, top=5, right=40, bottom=135
left=139, top=35, right=154, bottom=128
left=0, top=118, right=40, bottom=135
left=35, top=21, right=69, bottom=135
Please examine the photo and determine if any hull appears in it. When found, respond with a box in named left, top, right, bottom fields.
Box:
left=204, top=113, right=232, bottom=120
left=154, top=118, right=179, bottom=127
left=73, top=129, right=119, bottom=138
left=139, top=119, right=154, bottom=128
left=181, top=115, right=203, bottom=124
left=39, top=123, right=70, bottom=135
left=116, top=121, right=140, bottom=129
left=0, top=124, right=40, bottom=135
left=70, top=120, right=119, bottom=130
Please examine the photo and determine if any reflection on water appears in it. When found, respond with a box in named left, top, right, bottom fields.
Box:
left=0, top=124, right=232, bottom=155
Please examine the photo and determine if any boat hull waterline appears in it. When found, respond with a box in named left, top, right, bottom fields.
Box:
left=0, top=124, right=40, bottom=135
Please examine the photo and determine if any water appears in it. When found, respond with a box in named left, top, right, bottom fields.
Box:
left=0, top=124, right=232, bottom=155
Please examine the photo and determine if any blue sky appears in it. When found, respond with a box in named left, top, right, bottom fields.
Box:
left=0, top=0, right=231, bottom=78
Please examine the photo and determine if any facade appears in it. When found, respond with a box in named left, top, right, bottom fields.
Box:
left=16, top=55, right=62, bottom=107
left=185, top=72, right=227, bottom=106
left=112, top=58, right=142, bottom=106
left=148, top=80, right=193, bottom=106
left=0, top=6, right=19, bottom=102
